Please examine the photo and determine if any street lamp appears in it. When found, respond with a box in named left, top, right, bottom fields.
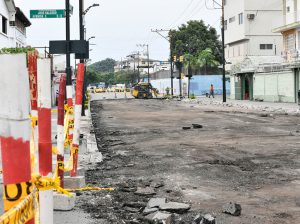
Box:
left=137, top=44, right=150, bottom=84
left=87, top=36, right=95, bottom=41
left=83, top=3, right=100, bottom=15
left=79, top=1, right=99, bottom=116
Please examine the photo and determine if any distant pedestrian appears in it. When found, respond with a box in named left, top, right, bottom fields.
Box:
left=209, top=84, right=214, bottom=98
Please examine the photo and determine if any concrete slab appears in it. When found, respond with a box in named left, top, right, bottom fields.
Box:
left=64, top=176, right=86, bottom=189
left=53, top=192, right=76, bottom=211
left=64, top=167, right=86, bottom=177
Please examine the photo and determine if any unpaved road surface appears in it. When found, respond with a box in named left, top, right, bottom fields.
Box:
left=78, top=99, right=300, bottom=224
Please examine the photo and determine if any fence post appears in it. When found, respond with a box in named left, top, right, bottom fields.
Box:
left=0, top=53, right=34, bottom=223
left=28, top=51, right=39, bottom=173
left=57, top=75, right=66, bottom=187
left=70, top=63, right=85, bottom=177
left=37, top=58, right=53, bottom=224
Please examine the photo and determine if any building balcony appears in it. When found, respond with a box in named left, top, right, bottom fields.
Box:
left=273, top=21, right=300, bottom=33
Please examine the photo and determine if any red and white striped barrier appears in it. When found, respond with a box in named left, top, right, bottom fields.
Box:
left=57, top=75, right=66, bottom=187
left=28, top=51, right=38, bottom=173
left=37, top=58, right=53, bottom=224
left=0, top=53, right=34, bottom=224
left=70, top=63, right=85, bottom=177
left=66, top=85, right=74, bottom=141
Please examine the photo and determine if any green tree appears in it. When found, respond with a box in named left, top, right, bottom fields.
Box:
left=89, top=58, right=116, bottom=73
left=86, top=68, right=100, bottom=85
left=197, top=48, right=219, bottom=74
left=170, top=20, right=222, bottom=74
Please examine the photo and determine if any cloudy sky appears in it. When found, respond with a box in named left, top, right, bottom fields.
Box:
left=15, top=0, right=220, bottom=63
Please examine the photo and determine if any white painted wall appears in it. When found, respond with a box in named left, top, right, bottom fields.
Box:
left=224, top=0, right=245, bottom=44
left=230, top=76, right=236, bottom=99
left=253, top=71, right=295, bottom=102
left=286, top=0, right=295, bottom=25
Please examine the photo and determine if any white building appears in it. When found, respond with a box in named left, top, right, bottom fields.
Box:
left=273, top=0, right=300, bottom=61
left=114, top=56, right=171, bottom=76
left=225, top=0, right=284, bottom=100
left=0, top=0, right=31, bottom=48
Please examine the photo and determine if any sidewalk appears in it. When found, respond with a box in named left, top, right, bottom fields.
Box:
left=51, top=109, right=101, bottom=224
left=184, top=95, right=300, bottom=115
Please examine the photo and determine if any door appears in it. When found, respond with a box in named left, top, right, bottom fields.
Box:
left=244, top=74, right=253, bottom=100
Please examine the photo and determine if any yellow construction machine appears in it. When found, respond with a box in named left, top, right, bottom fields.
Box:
left=131, top=83, right=159, bottom=99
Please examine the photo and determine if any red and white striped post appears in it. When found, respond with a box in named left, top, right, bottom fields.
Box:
left=28, top=51, right=38, bottom=172
left=57, top=75, right=66, bottom=187
left=0, top=53, right=34, bottom=223
left=66, top=85, right=74, bottom=142
left=37, top=58, right=53, bottom=224
left=70, top=63, right=85, bottom=177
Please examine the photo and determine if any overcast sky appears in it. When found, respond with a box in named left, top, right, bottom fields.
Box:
left=15, top=0, right=220, bottom=63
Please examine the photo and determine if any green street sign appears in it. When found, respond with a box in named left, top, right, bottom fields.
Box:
left=30, top=9, right=65, bottom=19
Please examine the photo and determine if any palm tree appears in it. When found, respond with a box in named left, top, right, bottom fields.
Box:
left=197, top=48, right=219, bottom=74
left=183, top=53, right=198, bottom=75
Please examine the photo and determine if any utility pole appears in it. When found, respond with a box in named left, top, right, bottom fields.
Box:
left=137, top=52, right=140, bottom=83
left=137, top=44, right=150, bottom=83
left=79, top=0, right=86, bottom=116
left=151, top=29, right=174, bottom=96
left=147, top=44, right=150, bottom=84
left=221, top=0, right=226, bottom=102
left=208, top=0, right=226, bottom=102
left=66, top=0, right=71, bottom=86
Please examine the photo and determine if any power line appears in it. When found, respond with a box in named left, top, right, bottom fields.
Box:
left=168, top=0, right=196, bottom=28
left=169, top=0, right=205, bottom=29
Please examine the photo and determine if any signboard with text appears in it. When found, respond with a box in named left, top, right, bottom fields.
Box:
left=30, top=10, right=65, bottom=19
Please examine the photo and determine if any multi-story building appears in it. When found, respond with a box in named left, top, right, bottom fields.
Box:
left=0, top=0, right=31, bottom=48
left=225, top=0, right=283, bottom=100
left=114, top=56, right=171, bottom=76
left=273, top=0, right=300, bottom=61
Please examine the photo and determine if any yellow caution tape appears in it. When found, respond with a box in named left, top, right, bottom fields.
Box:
left=0, top=190, right=38, bottom=224
left=3, top=181, right=34, bottom=210
left=52, top=146, right=58, bottom=155
left=63, top=146, right=77, bottom=172
left=31, top=174, right=72, bottom=197
left=30, top=115, right=38, bottom=128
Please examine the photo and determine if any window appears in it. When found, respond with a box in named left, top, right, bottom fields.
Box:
left=287, top=6, right=290, bottom=13
left=260, top=44, right=273, bottom=50
left=238, top=13, right=243, bottom=25
left=285, top=33, right=295, bottom=50
left=224, top=20, right=227, bottom=30
left=229, top=16, right=235, bottom=23
left=2, top=16, right=7, bottom=34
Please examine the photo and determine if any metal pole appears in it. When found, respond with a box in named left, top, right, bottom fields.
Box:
left=79, top=0, right=86, bottom=116
left=147, top=45, right=150, bottom=83
left=137, top=52, right=140, bottom=82
left=179, top=65, right=182, bottom=98
left=222, top=0, right=226, bottom=102
left=66, top=0, right=71, bottom=86
left=170, top=45, right=174, bottom=96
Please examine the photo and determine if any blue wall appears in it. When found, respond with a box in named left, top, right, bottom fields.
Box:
left=190, top=75, right=230, bottom=96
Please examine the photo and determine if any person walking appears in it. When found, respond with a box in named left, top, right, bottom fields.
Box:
left=209, top=84, right=214, bottom=98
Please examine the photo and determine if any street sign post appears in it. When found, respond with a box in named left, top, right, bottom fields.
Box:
left=30, top=9, right=65, bottom=19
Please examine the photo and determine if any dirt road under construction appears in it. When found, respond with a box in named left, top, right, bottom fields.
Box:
left=77, top=98, right=300, bottom=224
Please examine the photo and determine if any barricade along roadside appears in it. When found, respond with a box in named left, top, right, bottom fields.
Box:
left=0, top=53, right=35, bottom=224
